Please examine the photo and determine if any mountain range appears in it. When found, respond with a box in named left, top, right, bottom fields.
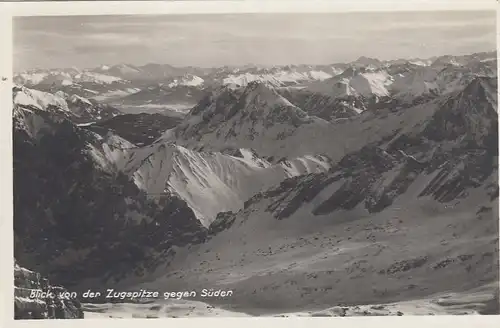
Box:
left=13, top=51, right=499, bottom=318
left=14, top=51, right=495, bottom=115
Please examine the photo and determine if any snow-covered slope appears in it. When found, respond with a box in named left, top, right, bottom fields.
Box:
left=133, top=144, right=330, bottom=226
left=87, top=136, right=331, bottom=227
left=349, top=71, right=393, bottom=97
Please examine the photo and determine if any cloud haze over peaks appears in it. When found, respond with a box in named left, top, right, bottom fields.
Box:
left=14, top=11, right=496, bottom=71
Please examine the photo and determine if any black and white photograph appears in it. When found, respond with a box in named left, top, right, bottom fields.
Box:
left=8, top=2, right=500, bottom=321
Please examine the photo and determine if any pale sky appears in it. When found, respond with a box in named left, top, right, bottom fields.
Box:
left=13, top=11, right=496, bottom=71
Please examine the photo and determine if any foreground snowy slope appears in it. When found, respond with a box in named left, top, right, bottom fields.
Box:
left=126, top=183, right=497, bottom=314
left=82, top=282, right=498, bottom=318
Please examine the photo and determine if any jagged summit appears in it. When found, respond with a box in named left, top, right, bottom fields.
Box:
left=413, top=76, right=498, bottom=150
left=459, top=76, right=497, bottom=106
left=186, top=81, right=308, bottom=125
left=165, top=80, right=337, bottom=160
left=353, top=56, right=382, bottom=67
left=241, top=80, right=298, bottom=108
left=308, top=68, right=393, bottom=99
left=441, top=76, right=498, bottom=120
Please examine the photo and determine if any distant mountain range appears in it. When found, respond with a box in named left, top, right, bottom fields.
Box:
left=14, top=51, right=496, bottom=116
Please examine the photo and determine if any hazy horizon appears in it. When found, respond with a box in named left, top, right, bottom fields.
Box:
left=14, top=11, right=496, bottom=72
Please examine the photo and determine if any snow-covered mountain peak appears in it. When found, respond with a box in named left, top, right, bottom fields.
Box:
left=54, top=90, right=70, bottom=99
left=242, top=81, right=297, bottom=109
left=188, top=81, right=308, bottom=125
left=68, top=94, right=94, bottom=106
left=454, top=76, right=497, bottom=113
left=73, top=71, right=123, bottom=85
left=222, top=72, right=285, bottom=88
left=220, top=66, right=338, bottom=88
left=391, top=66, right=439, bottom=100
left=113, top=63, right=141, bottom=73
left=53, top=90, right=93, bottom=106
left=167, top=74, right=205, bottom=88
left=352, top=56, right=382, bottom=68
left=13, top=85, right=121, bottom=125
left=334, top=66, right=361, bottom=79
left=349, top=71, right=393, bottom=97
left=419, top=76, right=498, bottom=148
left=431, top=55, right=461, bottom=69
left=13, top=85, right=70, bottom=113
left=308, top=68, right=392, bottom=98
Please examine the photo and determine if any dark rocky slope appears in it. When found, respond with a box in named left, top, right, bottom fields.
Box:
left=13, top=102, right=207, bottom=295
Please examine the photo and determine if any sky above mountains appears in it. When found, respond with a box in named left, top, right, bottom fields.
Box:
left=14, top=11, right=496, bottom=71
